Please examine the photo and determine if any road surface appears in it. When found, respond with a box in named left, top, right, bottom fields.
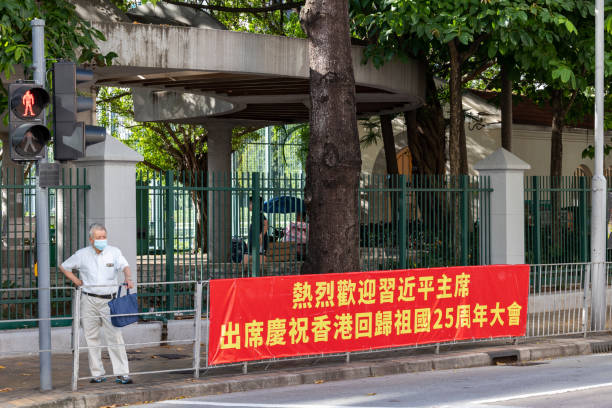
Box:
left=130, top=353, right=612, bottom=407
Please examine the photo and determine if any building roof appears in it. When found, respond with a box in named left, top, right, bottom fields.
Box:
left=470, top=89, right=593, bottom=129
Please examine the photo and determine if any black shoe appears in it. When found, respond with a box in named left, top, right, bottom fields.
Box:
left=115, top=375, right=133, bottom=384
left=89, top=376, right=106, bottom=383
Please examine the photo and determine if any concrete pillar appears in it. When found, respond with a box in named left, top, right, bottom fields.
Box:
left=74, top=137, right=143, bottom=286
left=206, top=123, right=233, bottom=262
left=474, top=148, right=530, bottom=264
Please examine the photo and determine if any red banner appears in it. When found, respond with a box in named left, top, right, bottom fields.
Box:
left=208, top=265, right=529, bottom=365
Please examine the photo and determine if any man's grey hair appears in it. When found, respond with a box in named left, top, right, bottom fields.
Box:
left=89, top=223, right=107, bottom=238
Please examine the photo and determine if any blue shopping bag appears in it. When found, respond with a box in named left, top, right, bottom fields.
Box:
left=108, top=285, right=139, bottom=327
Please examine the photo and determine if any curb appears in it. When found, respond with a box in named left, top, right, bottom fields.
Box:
left=6, top=337, right=612, bottom=408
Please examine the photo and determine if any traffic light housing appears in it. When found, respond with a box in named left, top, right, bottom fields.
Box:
left=52, top=61, right=106, bottom=161
left=8, top=83, right=51, bottom=161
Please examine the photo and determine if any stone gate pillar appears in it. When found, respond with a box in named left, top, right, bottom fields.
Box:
left=474, top=148, right=530, bottom=264
left=74, top=137, right=143, bottom=286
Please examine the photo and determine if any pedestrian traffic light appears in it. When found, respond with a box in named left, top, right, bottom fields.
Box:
left=52, top=61, right=106, bottom=161
left=8, top=83, right=51, bottom=161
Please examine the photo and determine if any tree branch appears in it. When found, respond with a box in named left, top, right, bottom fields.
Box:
left=163, top=122, right=184, bottom=148
left=97, top=91, right=130, bottom=104
left=148, top=123, right=185, bottom=161
left=141, top=160, right=164, bottom=172
left=233, top=126, right=262, bottom=139
left=163, top=0, right=304, bottom=14
left=561, top=88, right=579, bottom=119
left=459, top=33, right=490, bottom=63
left=462, top=60, right=495, bottom=84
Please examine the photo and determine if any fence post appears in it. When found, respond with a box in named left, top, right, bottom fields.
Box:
left=399, top=175, right=407, bottom=269
left=579, top=177, right=589, bottom=262
left=582, top=263, right=591, bottom=336
left=533, top=176, right=541, bottom=265
left=165, top=170, right=175, bottom=313
left=193, top=282, right=203, bottom=378
left=71, top=288, right=81, bottom=391
left=251, top=173, right=261, bottom=277
left=460, top=175, right=469, bottom=265
left=205, top=282, right=210, bottom=369
left=478, top=175, right=492, bottom=265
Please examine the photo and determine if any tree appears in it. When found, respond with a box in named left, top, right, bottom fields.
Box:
left=0, top=0, right=116, bottom=160
left=351, top=0, right=588, bottom=176
left=0, top=0, right=115, bottom=240
left=299, top=0, right=361, bottom=274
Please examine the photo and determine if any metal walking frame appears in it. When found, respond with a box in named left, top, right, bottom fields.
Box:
left=70, top=280, right=205, bottom=391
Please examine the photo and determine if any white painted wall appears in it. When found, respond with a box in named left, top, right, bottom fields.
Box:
left=361, top=93, right=612, bottom=177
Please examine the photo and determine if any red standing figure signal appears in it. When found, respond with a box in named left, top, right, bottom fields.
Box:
left=22, top=90, right=35, bottom=117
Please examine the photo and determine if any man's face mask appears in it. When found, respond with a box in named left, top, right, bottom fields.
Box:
left=94, top=240, right=107, bottom=251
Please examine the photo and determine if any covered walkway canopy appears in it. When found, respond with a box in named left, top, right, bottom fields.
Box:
left=89, top=20, right=424, bottom=125
left=74, top=1, right=426, bottom=261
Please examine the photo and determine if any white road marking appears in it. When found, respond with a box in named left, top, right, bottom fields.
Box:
left=163, top=400, right=413, bottom=408
left=473, top=381, right=612, bottom=404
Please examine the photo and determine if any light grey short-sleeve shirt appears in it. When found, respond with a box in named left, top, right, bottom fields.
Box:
left=61, top=245, right=129, bottom=295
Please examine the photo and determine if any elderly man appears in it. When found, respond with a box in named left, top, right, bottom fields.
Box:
left=59, top=223, right=134, bottom=384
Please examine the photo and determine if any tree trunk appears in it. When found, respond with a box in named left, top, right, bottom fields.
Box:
left=406, top=72, right=446, bottom=175
left=448, top=40, right=462, bottom=176
left=500, top=63, right=513, bottom=151
left=380, top=114, right=399, bottom=175
left=550, top=90, right=565, bottom=261
left=188, top=177, right=208, bottom=253
left=550, top=91, right=564, bottom=179
left=381, top=114, right=399, bottom=248
left=300, top=0, right=361, bottom=274
left=459, top=108, right=468, bottom=174
left=447, top=40, right=466, bottom=261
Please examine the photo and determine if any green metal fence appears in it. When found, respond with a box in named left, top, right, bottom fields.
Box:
left=135, top=172, right=492, bottom=314
left=0, top=167, right=89, bottom=329
left=524, top=176, right=590, bottom=265
left=359, top=174, right=491, bottom=270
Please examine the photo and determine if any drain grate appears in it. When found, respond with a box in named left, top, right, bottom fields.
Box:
left=488, top=350, right=519, bottom=365
left=591, top=341, right=612, bottom=354
left=153, top=353, right=189, bottom=360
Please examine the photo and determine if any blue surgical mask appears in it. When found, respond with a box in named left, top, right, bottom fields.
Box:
left=93, top=239, right=107, bottom=251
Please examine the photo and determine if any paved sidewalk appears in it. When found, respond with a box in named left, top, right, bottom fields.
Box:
left=2, top=334, right=612, bottom=408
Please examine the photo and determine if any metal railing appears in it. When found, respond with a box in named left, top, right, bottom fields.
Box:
left=526, top=262, right=612, bottom=338
left=3, top=263, right=612, bottom=391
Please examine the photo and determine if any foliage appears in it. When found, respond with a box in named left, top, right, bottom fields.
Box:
left=116, top=0, right=306, bottom=37
left=0, top=0, right=116, bottom=108
left=350, top=0, right=612, bottom=174
left=273, top=123, right=309, bottom=171
left=359, top=117, right=381, bottom=148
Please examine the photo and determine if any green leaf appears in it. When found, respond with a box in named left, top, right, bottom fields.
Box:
left=487, top=41, right=497, bottom=59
